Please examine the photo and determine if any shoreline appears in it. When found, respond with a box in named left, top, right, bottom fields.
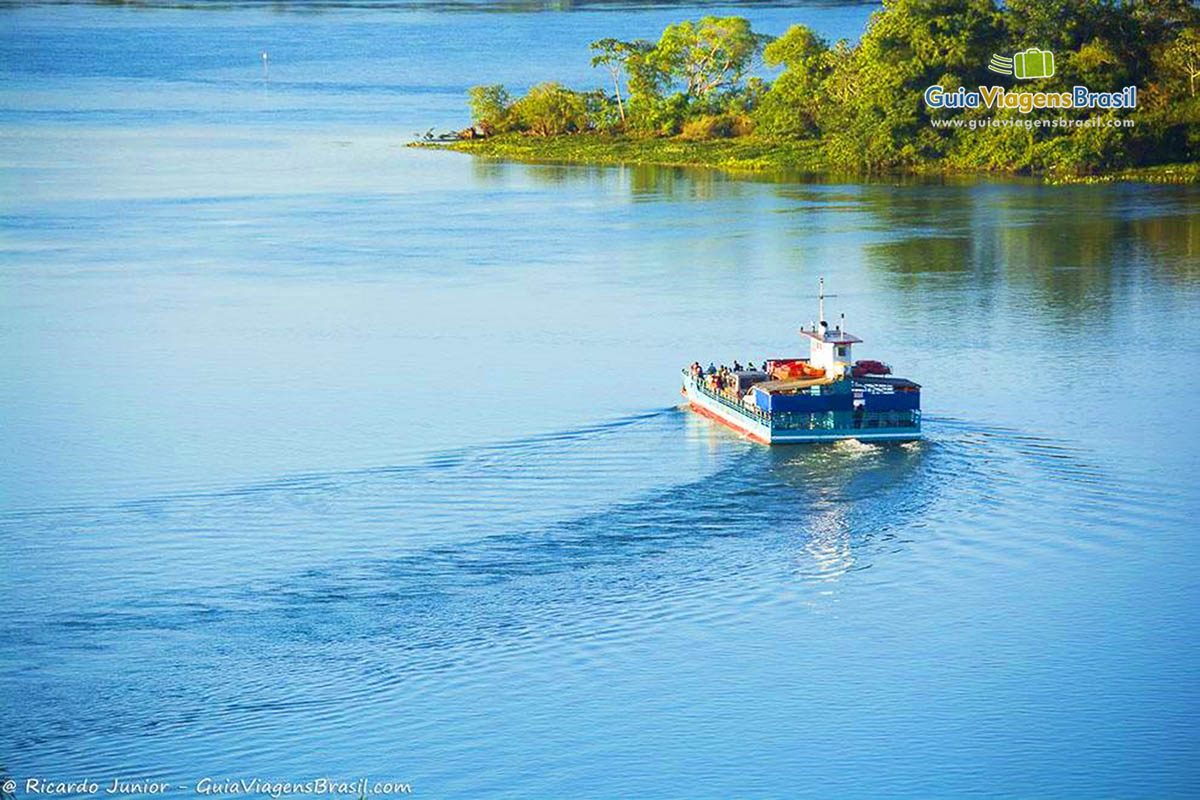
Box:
left=412, top=134, right=1200, bottom=185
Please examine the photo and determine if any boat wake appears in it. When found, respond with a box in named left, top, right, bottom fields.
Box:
left=0, top=408, right=1185, bottom=774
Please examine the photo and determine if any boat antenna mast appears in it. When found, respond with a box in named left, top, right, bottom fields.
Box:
left=818, top=277, right=824, bottom=327
left=816, top=277, right=837, bottom=333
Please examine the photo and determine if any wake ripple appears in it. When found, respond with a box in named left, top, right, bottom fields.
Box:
left=0, top=409, right=1185, bottom=770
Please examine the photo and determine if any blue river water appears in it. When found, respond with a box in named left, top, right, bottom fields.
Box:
left=2, top=2, right=1199, bottom=797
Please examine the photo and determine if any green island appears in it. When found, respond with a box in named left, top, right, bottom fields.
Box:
left=416, top=0, right=1200, bottom=183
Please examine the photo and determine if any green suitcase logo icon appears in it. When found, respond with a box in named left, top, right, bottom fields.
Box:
left=988, top=48, right=1055, bottom=80
left=1014, top=48, right=1054, bottom=79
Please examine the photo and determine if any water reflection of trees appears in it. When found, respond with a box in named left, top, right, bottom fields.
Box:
left=468, top=155, right=1199, bottom=329
left=485, top=159, right=738, bottom=201
left=861, top=185, right=1200, bottom=329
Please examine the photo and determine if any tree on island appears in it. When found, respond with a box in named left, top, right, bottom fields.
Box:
left=1164, top=27, right=1200, bottom=97
left=654, top=16, right=772, bottom=98
left=466, top=84, right=512, bottom=136
left=589, top=38, right=654, bottom=123
left=753, top=25, right=835, bottom=139
left=514, top=83, right=589, bottom=136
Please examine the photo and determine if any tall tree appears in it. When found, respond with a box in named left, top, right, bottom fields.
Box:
left=654, top=16, right=772, bottom=97
left=754, top=25, right=833, bottom=138
left=1164, top=27, right=1200, bottom=97
left=589, top=38, right=654, bottom=123
left=590, top=39, right=627, bottom=122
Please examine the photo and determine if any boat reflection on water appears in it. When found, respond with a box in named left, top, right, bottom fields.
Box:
left=682, top=406, right=932, bottom=587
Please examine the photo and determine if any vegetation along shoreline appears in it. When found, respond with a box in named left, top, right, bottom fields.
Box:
left=413, top=0, right=1200, bottom=184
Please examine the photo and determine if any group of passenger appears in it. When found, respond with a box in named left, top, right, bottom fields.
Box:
left=688, top=359, right=766, bottom=396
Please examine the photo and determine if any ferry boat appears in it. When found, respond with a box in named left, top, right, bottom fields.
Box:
left=682, top=279, right=921, bottom=444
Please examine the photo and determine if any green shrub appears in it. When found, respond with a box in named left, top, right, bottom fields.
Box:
left=467, top=84, right=515, bottom=135
left=512, top=83, right=590, bottom=136
left=680, top=114, right=735, bottom=139
left=582, top=90, right=623, bottom=134
left=626, top=92, right=691, bottom=136
left=679, top=113, right=755, bottom=139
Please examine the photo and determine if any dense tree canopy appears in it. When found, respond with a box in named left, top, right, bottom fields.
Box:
left=465, top=2, right=1200, bottom=175
left=754, top=25, right=833, bottom=138
left=654, top=16, right=772, bottom=97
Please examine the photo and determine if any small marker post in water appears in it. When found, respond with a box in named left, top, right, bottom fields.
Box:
left=261, top=51, right=269, bottom=79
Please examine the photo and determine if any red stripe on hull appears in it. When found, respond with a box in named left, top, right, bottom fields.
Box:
left=687, top=400, right=770, bottom=445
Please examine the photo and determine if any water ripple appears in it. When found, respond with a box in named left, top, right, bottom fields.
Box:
left=1, top=410, right=1189, bottom=780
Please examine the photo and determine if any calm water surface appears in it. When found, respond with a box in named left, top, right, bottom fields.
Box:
left=2, top=3, right=1199, bottom=798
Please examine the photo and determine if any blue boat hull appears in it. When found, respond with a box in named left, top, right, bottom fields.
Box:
left=683, top=374, right=921, bottom=444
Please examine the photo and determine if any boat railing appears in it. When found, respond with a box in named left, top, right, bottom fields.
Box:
left=683, top=370, right=772, bottom=425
